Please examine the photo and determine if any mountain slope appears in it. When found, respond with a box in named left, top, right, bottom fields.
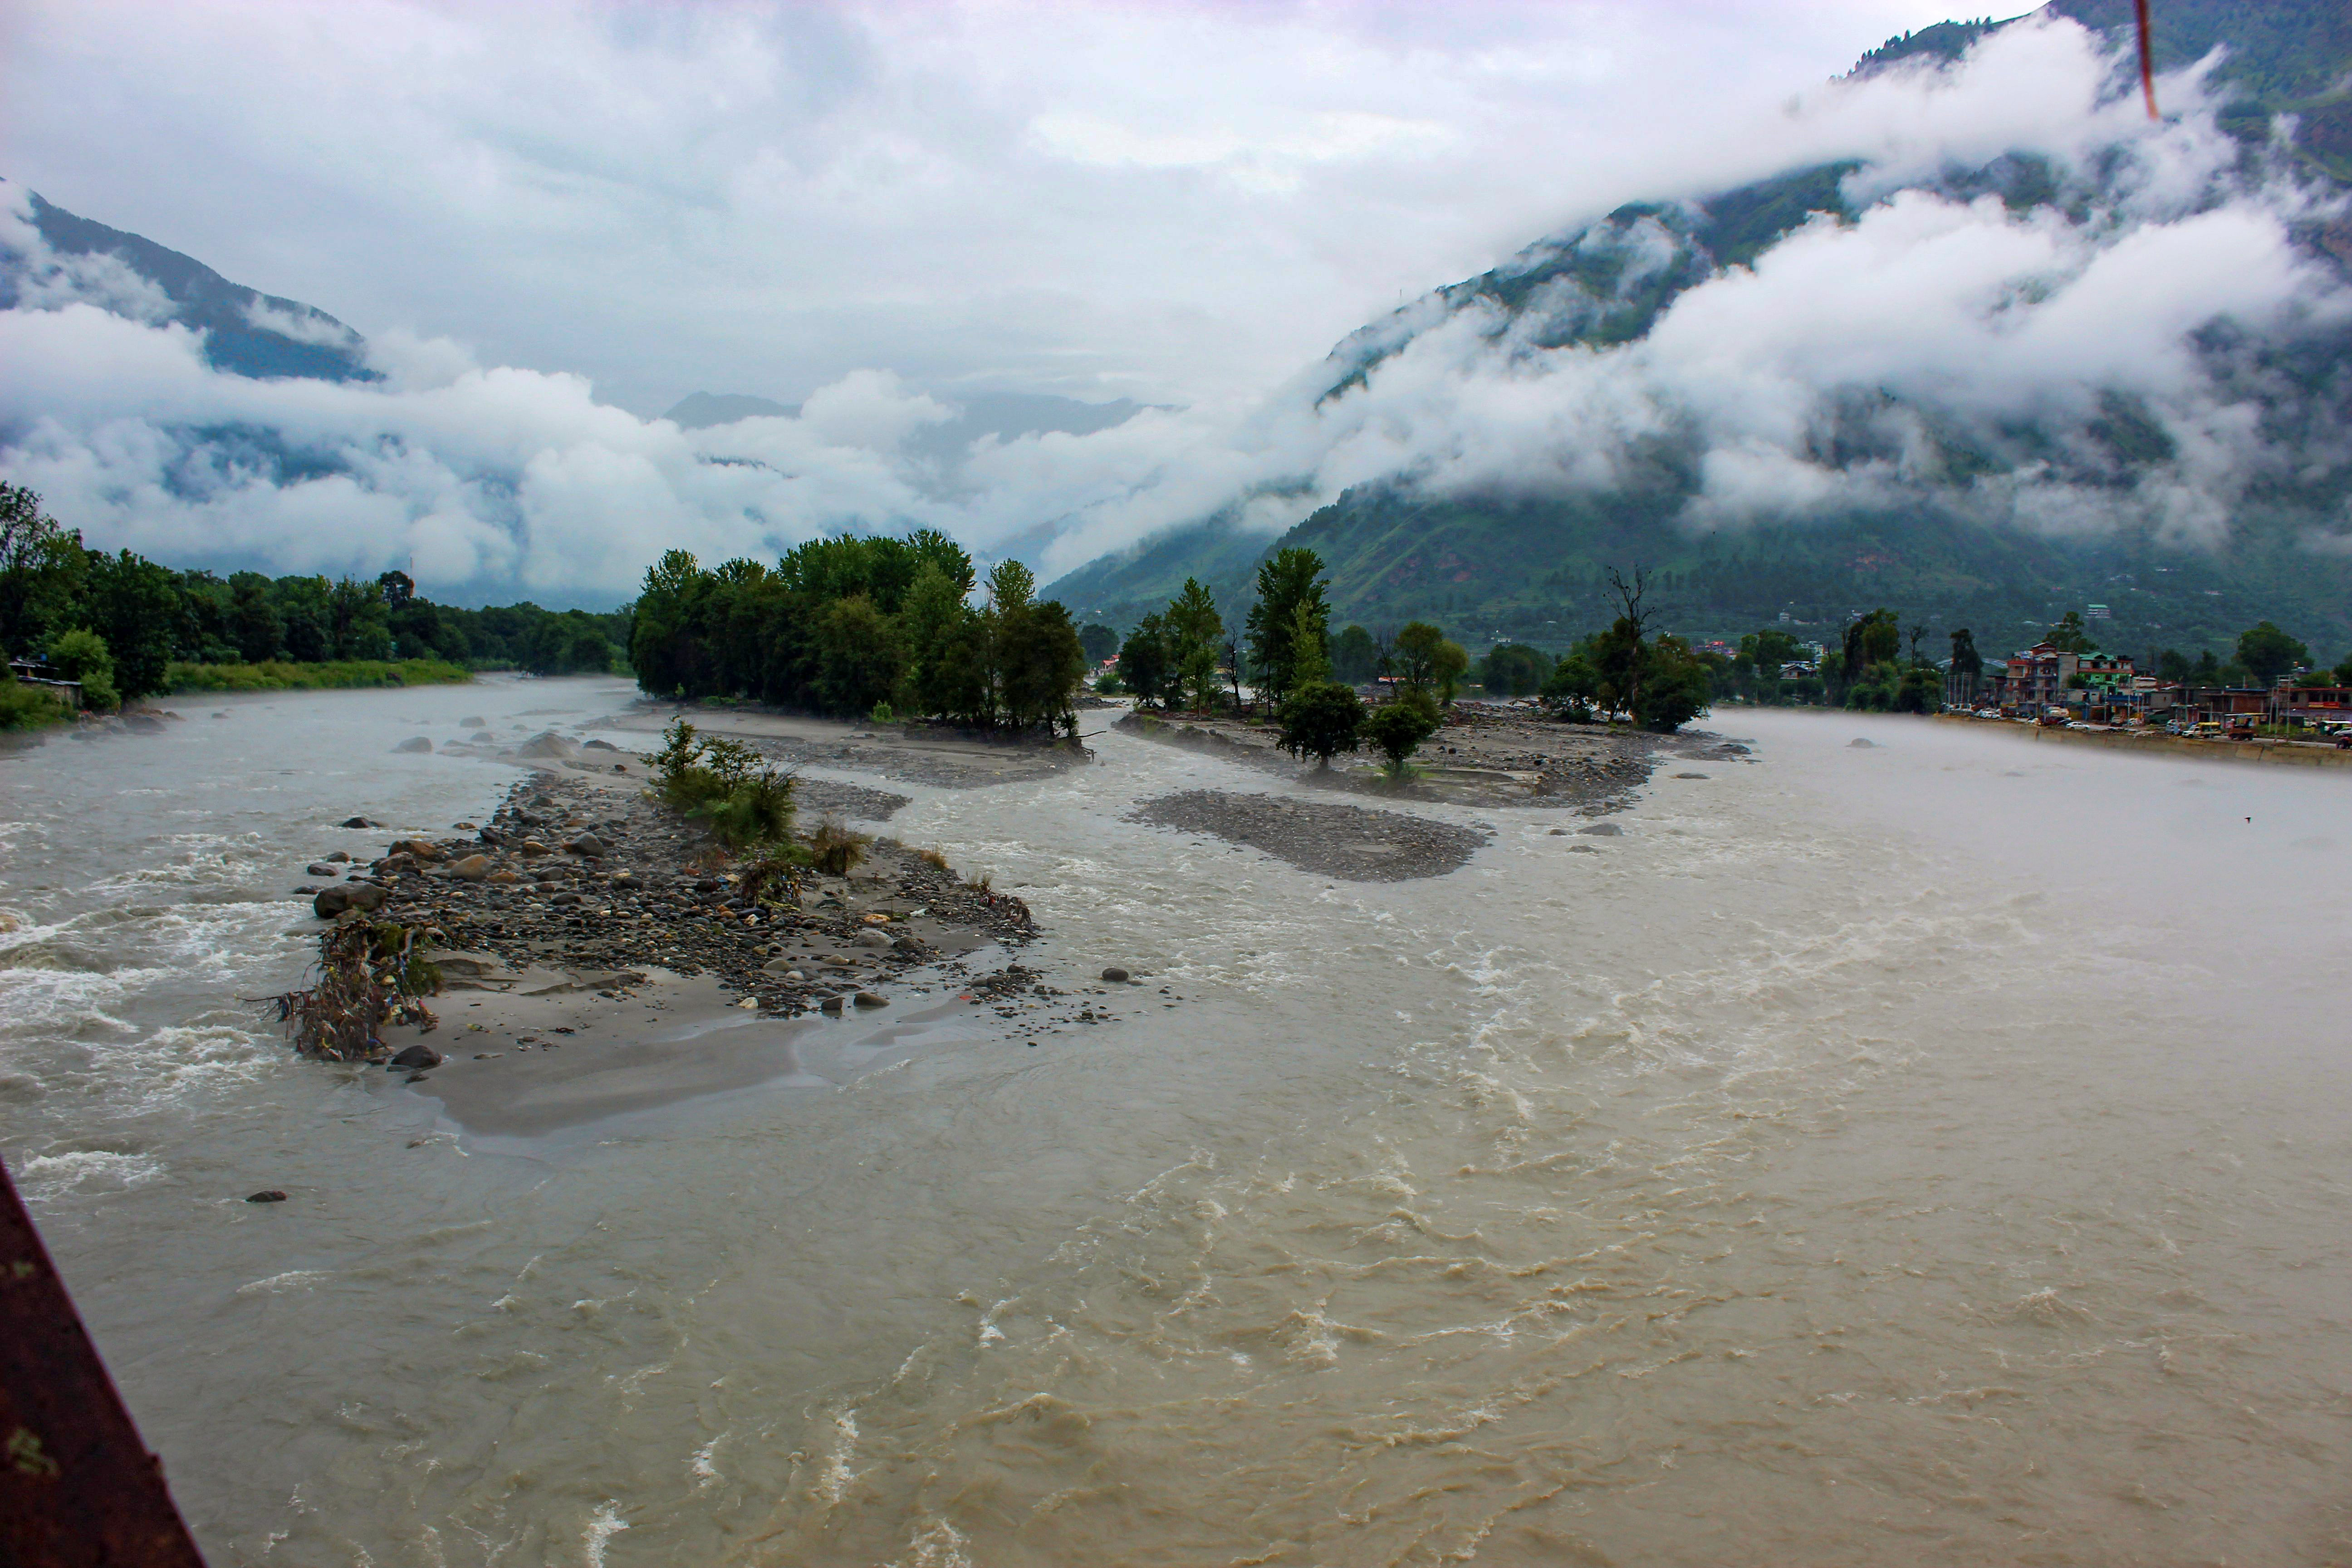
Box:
left=1047, top=1, right=2352, bottom=658
left=0, top=181, right=376, bottom=382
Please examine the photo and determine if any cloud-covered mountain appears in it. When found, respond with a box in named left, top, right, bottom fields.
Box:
left=4, top=0, right=2349, bottom=652
left=0, top=183, right=1165, bottom=606
left=1044, top=0, right=2352, bottom=653
left=1, top=180, right=375, bottom=384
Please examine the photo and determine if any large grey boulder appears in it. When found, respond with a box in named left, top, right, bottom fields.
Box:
left=392, top=736, right=433, bottom=754
left=516, top=731, right=580, bottom=760
left=313, top=882, right=388, bottom=918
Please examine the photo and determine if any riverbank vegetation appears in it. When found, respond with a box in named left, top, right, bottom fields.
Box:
left=0, top=483, right=626, bottom=711
left=627, top=534, right=1090, bottom=730
left=165, top=658, right=475, bottom=692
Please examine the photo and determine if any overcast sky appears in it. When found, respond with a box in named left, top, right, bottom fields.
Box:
left=2, top=0, right=1973, bottom=416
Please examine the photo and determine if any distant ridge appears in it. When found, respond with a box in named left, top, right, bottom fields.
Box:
left=0, top=180, right=377, bottom=382
left=663, top=392, right=799, bottom=429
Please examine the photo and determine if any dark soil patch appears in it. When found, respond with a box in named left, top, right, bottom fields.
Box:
left=1127, top=790, right=1487, bottom=882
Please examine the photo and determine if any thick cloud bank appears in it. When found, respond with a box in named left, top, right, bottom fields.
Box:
left=1, top=18, right=2345, bottom=603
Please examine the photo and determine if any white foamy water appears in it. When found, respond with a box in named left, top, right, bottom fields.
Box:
left=5, top=696, right=2348, bottom=1565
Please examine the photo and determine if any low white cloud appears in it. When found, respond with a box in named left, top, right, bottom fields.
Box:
left=241, top=297, right=362, bottom=350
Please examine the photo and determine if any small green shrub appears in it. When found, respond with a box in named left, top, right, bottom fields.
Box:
left=1362, top=690, right=1441, bottom=779
left=869, top=700, right=895, bottom=724
left=808, top=816, right=871, bottom=877
left=78, top=669, right=122, bottom=714
left=0, top=678, right=71, bottom=730
left=45, top=627, right=112, bottom=681
left=651, top=718, right=797, bottom=850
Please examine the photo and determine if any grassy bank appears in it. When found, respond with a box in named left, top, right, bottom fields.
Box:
left=166, top=658, right=475, bottom=693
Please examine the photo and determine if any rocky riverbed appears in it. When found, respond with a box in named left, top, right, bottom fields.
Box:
left=295, top=771, right=1037, bottom=1024
left=1127, top=790, right=1490, bottom=881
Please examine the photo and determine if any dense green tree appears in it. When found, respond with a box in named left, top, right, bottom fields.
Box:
left=1078, top=622, right=1120, bottom=666
left=0, top=485, right=89, bottom=656
left=1433, top=637, right=1470, bottom=704
left=815, top=594, right=906, bottom=714
left=1164, top=577, right=1224, bottom=711
left=1635, top=635, right=1713, bottom=731
left=1243, top=546, right=1331, bottom=703
left=2045, top=609, right=2096, bottom=653
left=46, top=628, right=120, bottom=711
left=1361, top=689, right=1441, bottom=776
left=996, top=598, right=1088, bottom=730
left=1277, top=681, right=1364, bottom=766
left=1478, top=642, right=1552, bottom=696
left=1330, top=623, right=1379, bottom=685
left=327, top=575, right=394, bottom=662
left=82, top=549, right=183, bottom=699
left=1392, top=621, right=1447, bottom=692
left=1117, top=614, right=1173, bottom=707
left=1542, top=651, right=1602, bottom=720
left=902, top=562, right=978, bottom=720
left=2235, top=621, right=2308, bottom=686
left=1287, top=600, right=1331, bottom=687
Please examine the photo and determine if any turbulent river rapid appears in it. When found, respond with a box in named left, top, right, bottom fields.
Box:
left=4, top=678, right=2348, bottom=1566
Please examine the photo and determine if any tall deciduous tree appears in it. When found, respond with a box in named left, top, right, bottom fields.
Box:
left=1117, top=614, right=1172, bottom=707
left=1243, top=546, right=1330, bottom=703
left=1164, top=578, right=1224, bottom=711
left=1330, top=624, right=1378, bottom=685
left=2235, top=621, right=2308, bottom=686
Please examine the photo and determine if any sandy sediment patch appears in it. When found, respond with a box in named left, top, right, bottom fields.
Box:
left=592, top=701, right=1090, bottom=790
left=1115, top=706, right=1690, bottom=811
left=1127, top=790, right=1487, bottom=881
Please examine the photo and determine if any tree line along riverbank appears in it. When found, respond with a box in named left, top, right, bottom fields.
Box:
left=1, top=481, right=624, bottom=728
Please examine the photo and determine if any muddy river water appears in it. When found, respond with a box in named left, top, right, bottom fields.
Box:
left=4, top=679, right=2348, bottom=1566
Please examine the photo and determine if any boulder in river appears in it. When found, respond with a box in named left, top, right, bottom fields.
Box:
left=245, top=1190, right=288, bottom=1204
left=390, top=838, right=446, bottom=861
left=564, top=833, right=607, bottom=858
left=582, top=738, right=621, bottom=751
left=123, top=712, right=166, bottom=734
left=446, top=854, right=490, bottom=880
left=853, top=929, right=892, bottom=948
left=339, top=816, right=377, bottom=829
left=853, top=991, right=888, bottom=1009
left=460, top=715, right=488, bottom=728
left=389, top=1043, right=444, bottom=1070
left=1578, top=822, right=1623, bottom=836
left=519, top=838, right=551, bottom=857
left=1101, top=966, right=1132, bottom=983
left=313, top=882, right=388, bottom=918
left=393, top=736, right=433, bottom=754
left=306, top=862, right=338, bottom=876
left=1849, top=738, right=1878, bottom=749
left=516, top=731, right=580, bottom=759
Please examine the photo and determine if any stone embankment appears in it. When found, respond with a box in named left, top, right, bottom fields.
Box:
left=1935, top=714, right=2352, bottom=769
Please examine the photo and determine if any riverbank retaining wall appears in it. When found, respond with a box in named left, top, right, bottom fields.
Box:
left=1934, top=715, right=2352, bottom=770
